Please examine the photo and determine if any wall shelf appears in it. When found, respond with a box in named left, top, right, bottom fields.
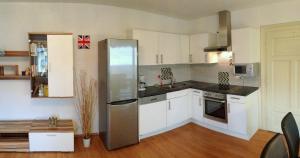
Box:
left=1, top=51, right=30, bottom=57
left=0, top=75, right=30, bottom=80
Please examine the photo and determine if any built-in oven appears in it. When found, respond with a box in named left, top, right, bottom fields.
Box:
left=203, top=91, right=227, bottom=123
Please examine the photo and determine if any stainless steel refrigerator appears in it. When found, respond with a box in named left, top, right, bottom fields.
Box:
left=98, top=39, right=139, bottom=150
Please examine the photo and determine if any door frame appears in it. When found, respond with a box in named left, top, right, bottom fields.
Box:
left=260, top=21, right=300, bottom=130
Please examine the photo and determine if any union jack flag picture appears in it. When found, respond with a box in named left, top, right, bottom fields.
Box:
left=78, top=35, right=90, bottom=49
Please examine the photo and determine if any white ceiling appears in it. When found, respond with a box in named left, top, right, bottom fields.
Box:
left=0, top=0, right=293, bottom=19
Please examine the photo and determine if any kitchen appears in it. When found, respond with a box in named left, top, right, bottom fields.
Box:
left=0, top=0, right=300, bottom=157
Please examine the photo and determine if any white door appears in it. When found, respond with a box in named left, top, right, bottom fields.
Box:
left=139, top=101, right=167, bottom=135
left=179, top=35, right=190, bottom=64
left=262, top=22, right=300, bottom=132
left=227, top=102, right=247, bottom=134
left=192, top=94, right=203, bottom=122
left=132, top=30, right=159, bottom=65
left=159, top=33, right=180, bottom=65
left=47, top=35, right=74, bottom=97
left=167, top=96, right=189, bottom=127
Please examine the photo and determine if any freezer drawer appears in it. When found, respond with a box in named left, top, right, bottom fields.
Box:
left=29, top=132, right=74, bottom=152
left=107, top=99, right=139, bottom=150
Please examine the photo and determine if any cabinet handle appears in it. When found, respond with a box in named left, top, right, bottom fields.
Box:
left=189, top=54, right=192, bottom=63
left=230, top=97, right=240, bottom=100
left=161, top=54, right=163, bottom=64
left=193, top=91, right=200, bottom=94
left=168, top=101, right=171, bottom=110
left=199, top=98, right=202, bottom=107
left=156, top=54, right=159, bottom=64
left=46, top=134, right=57, bottom=137
left=205, top=54, right=208, bottom=63
left=227, top=103, right=230, bottom=113
left=150, top=98, right=157, bottom=101
left=48, top=63, right=51, bottom=72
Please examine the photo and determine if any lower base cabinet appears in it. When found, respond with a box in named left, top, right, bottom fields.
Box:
left=139, top=100, right=167, bottom=136
left=167, top=95, right=189, bottom=127
left=29, top=132, right=74, bottom=152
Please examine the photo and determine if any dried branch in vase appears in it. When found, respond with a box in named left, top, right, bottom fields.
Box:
left=75, top=71, right=97, bottom=139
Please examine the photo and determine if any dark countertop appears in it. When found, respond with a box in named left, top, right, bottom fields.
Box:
left=138, top=80, right=259, bottom=98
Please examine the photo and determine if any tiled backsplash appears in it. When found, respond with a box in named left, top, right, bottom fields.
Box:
left=190, top=60, right=261, bottom=87
left=139, top=60, right=260, bottom=87
left=139, top=64, right=191, bottom=86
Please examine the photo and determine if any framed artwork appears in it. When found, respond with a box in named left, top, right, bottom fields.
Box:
left=78, top=35, right=90, bottom=49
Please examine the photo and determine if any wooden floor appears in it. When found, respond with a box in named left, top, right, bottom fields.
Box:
left=0, top=123, right=274, bottom=158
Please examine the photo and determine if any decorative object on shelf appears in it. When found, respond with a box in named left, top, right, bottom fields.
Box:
left=0, top=49, right=5, bottom=56
left=38, top=84, right=44, bottom=97
left=48, top=116, right=58, bottom=127
left=0, top=66, right=4, bottom=76
left=75, top=70, right=97, bottom=148
left=0, top=65, right=19, bottom=76
left=78, top=35, right=90, bottom=49
left=218, top=72, right=230, bottom=90
left=25, top=67, right=31, bottom=76
left=30, top=43, right=37, bottom=56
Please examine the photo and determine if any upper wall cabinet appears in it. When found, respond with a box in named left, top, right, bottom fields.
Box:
left=132, top=29, right=189, bottom=65
left=179, top=35, right=190, bottom=64
left=190, top=33, right=217, bottom=64
left=29, top=33, right=74, bottom=98
left=132, top=30, right=159, bottom=65
left=232, top=28, right=260, bottom=63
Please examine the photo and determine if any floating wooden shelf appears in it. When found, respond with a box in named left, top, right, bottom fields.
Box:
left=0, top=51, right=30, bottom=57
left=0, top=75, right=30, bottom=80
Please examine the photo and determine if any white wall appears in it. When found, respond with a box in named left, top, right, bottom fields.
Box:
left=189, top=0, right=300, bottom=33
left=0, top=2, right=190, bottom=134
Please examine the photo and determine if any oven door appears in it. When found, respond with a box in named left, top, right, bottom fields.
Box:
left=204, top=97, right=227, bottom=123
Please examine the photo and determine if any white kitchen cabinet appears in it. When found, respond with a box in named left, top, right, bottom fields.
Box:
left=132, top=30, right=159, bottom=65
left=47, top=35, right=74, bottom=97
left=190, top=33, right=217, bottom=64
left=167, top=90, right=190, bottom=127
left=159, top=32, right=180, bottom=65
left=191, top=90, right=203, bottom=122
left=227, top=101, right=247, bottom=135
left=133, top=29, right=190, bottom=65
left=227, top=91, right=259, bottom=139
left=139, top=100, right=167, bottom=136
left=179, top=35, right=190, bottom=64
left=29, top=132, right=74, bottom=152
left=232, top=28, right=260, bottom=63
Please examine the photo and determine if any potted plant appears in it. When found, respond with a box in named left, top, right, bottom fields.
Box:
left=75, top=71, right=97, bottom=148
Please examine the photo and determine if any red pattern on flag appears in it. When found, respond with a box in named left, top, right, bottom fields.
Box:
left=78, top=35, right=90, bottom=49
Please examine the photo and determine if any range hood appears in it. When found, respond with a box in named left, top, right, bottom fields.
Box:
left=204, top=10, right=232, bottom=52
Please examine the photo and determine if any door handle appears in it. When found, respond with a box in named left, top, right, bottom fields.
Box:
left=161, top=54, right=163, bottom=64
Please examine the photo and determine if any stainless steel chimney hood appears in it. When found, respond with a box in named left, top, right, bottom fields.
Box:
left=204, top=10, right=232, bottom=52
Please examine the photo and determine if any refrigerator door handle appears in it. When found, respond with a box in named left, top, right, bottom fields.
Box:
left=110, top=99, right=138, bottom=106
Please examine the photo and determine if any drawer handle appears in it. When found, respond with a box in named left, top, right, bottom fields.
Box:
left=230, top=97, right=240, bottom=100
left=150, top=98, right=158, bottom=101
left=193, top=91, right=200, bottom=93
left=46, top=134, right=57, bottom=137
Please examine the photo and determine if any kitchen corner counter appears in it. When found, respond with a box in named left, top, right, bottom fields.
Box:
left=138, top=80, right=259, bottom=98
